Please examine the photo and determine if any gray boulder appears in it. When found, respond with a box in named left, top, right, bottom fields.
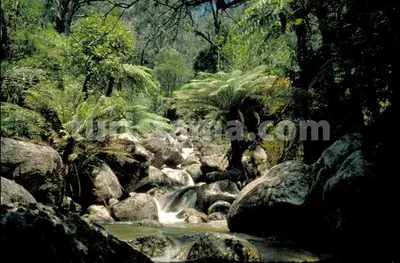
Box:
left=1, top=177, right=36, bottom=205
left=182, top=153, right=201, bottom=166
left=200, top=144, right=225, bottom=157
left=134, top=166, right=181, bottom=192
left=1, top=137, right=63, bottom=204
left=310, top=133, right=364, bottom=198
left=153, top=147, right=183, bottom=169
left=111, top=193, right=158, bottom=221
left=141, top=138, right=166, bottom=153
left=227, top=161, right=313, bottom=237
left=128, top=233, right=174, bottom=258
left=92, top=164, right=122, bottom=203
left=98, top=136, right=152, bottom=193
left=84, top=205, right=114, bottom=223
left=187, top=232, right=261, bottom=261
left=183, top=163, right=202, bottom=182
left=142, top=137, right=183, bottom=168
left=200, top=155, right=228, bottom=174
left=323, top=150, right=377, bottom=249
left=161, top=168, right=194, bottom=186
left=0, top=203, right=152, bottom=263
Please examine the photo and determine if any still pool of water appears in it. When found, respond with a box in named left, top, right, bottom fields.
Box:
left=102, top=221, right=325, bottom=262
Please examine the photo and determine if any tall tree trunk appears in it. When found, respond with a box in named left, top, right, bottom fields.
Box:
left=82, top=72, right=93, bottom=100
left=55, top=0, right=75, bottom=35
left=106, top=77, right=115, bottom=97
left=0, top=5, right=10, bottom=62
left=228, top=139, right=247, bottom=170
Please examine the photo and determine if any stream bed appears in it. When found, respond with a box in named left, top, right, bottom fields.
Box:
left=102, top=221, right=324, bottom=262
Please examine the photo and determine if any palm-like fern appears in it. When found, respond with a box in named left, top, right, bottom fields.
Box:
left=175, top=66, right=290, bottom=123
left=174, top=66, right=291, bottom=170
left=25, top=78, right=170, bottom=140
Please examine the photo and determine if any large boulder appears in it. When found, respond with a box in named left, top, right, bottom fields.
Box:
left=84, top=205, right=114, bottom=223
left=128, top=233, right=174, bottom=258
left=111, top=193, right=158, bottom=221
left=200, top=155, right=228, bottom=174
left=142, top=137, right=184, bottom=168
left=0, top=137, right=63, bottom=204
left=135, top=167, right=194, bottom=192
left=0, top=203, right=152, bottom=263
left=227, top=161, right=313, bottom=237
left=1, top=177, right=36, bottom=205
left=187, top=233, right=261, bottom=261
left=98, top=136, right=152, bottom=193
left=91, top=164, right=122, bottom=203
left=323, top=150, right=379, bottom=258
left=134, top=166, right=181, bottom=192
left=141, top=138, right=166, bottom=154
left=153, top=146, right=183, bottom=169
left=305, top=133, right=366, bottom=239
left=196, top=180, right=239, bottom=213
left=161, top=168, right=194, bottom=186
left=310, top=133, right=364, bottom=198
left=183, top=163, right=203, bottom=182
left=181, top=151, right=200, bottom=166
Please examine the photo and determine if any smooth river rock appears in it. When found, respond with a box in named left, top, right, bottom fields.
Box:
left=0, top=203, right=152, bottom=263
left=1, top=137, right=64, bottom=204
left=187, top=232, right=261, bottom=261
left=0, top=176, right=36, bottom=205
left=227, top=161, right=313, bottom=237
left=111, top=193, right=158, bottom=221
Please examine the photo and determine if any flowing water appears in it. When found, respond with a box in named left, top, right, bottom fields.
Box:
left=102, top=185, right=325, bottom=262
left=156, top=185, right=199, bottom=224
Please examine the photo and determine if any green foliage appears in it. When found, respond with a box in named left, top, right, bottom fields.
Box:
left=175, top=66, right=291, bottom=124
left=1, top=65, right=46, bottom=105
left=154, top=47, right=191, bottom=97
left=66, top=13, right=135, bottom=75
left=219, top=1, right=295, bottom=74
left=2, top=0, right=58, bottom=61
left=11, top=24, right=65, bottom=68
left=0, top=102, right=52, bottom=141
left=25, top=78, right=170, bottom=139
left=121, top=64, right=158, bottom=95
left=25, top=77, right=84, bottom=124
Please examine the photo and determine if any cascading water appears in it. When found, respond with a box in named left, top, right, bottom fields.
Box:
left=155, top=185, right=201, bottom=224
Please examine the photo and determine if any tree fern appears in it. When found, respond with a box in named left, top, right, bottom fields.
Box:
left=174, top=66, right=291, bottom=170
left=175, top=66, right=290, bottom=122
left=25, top=79, right=170, bottom=140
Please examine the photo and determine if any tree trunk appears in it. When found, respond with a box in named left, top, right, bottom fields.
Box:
left=55, top=0, right=75, bottom=35
left=82, top=72, right=93, bottom=100
left=228, top=139, right=246, bottom=170
left=106, top=77, right=115, bottom=97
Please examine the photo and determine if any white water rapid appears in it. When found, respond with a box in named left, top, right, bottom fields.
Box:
left=154, top=185, right=200, bottom=224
